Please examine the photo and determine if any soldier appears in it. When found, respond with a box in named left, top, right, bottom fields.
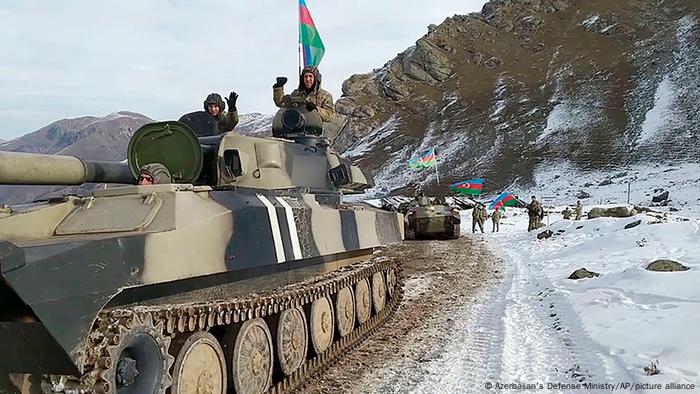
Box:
left=273, top=66, right=335, bottom=123
left=527, top=196, right=543, bottom=232
left=137, top=163, right=172, bottom=185
left=562, top=206, right=573, bottom=220
left=472, top=204, right=487, bottom=233
left=491, top=208, right=502, bottom=232
left=204, top=92, right=239, bottom=134
left=574, top=200, right=583, bottom=220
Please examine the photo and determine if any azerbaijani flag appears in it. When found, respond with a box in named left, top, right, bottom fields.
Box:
left=299, top=0, right=325, bottom=67
left=449, top=178, right=483, bottom=195
left=408, top=148, right=437, bottom=169
left=488, top=192, right=518, bottom=210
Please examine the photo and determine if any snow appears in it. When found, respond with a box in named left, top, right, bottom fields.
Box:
left=344, top=116, right=399, bottom=159
left=582, top=15, right=600, bottom=29
left=451, top=196, right=700, bottom=389
left=639, top=75, right=678, bottom=143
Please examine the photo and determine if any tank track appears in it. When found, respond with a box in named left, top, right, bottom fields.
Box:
left=66, top=254, right=404, bottom=393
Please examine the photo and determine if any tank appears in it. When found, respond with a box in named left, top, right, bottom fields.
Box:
left=402, top=195, right=461, bottom=240
left=0, top=105, right=405, bottom=394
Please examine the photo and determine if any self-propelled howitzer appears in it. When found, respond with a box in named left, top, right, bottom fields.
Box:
left=0, top=104, right=404, bottom=394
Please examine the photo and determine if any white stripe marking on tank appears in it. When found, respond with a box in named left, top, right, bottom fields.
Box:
left=275, top=196, right=303, bottom=260
left=257, top=194, right=285, bottom=264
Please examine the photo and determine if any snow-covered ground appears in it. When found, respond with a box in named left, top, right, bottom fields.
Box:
left=457, top=204, right=700, bottom=391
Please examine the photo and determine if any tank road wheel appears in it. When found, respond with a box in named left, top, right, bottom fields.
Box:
left=103, top=313, right=174, bottom=394
left=171, top=331, right=227, bottom=394
left=354, top=278, right=371, bottom=325
left=226, top=318, right=274, bottom=394
left=386, top=268, right=397, bottom=299
left=371, top=272, right=386, bottom=313
left=335, top=287, right=356, bottom=337
left=309, top=296, right=335, bottom=355
left=275, top=307, right=308, bottom=376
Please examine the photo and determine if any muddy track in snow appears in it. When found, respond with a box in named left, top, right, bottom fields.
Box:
left=300, top=235, right=505, bottom=393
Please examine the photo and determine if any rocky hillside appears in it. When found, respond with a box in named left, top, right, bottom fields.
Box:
left=334, top=0, right=699, bottom=196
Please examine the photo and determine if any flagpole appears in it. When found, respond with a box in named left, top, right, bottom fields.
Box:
left=297, top=0, right=302, bottom=73
left=433, top=148, right=440, bottom=185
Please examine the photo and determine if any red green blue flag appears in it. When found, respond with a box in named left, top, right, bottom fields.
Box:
left=488, top=192, right=518, bottom=210
left=449, top=178, right=483, bottom=195
left=408, top=148, right=437, bottom=169
left=299, top=0, right=325, bottom=67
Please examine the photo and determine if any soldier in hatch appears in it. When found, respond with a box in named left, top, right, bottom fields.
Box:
left=273, top=66, right=335, bottom=123
left=137, top=163, right=172, bottom=185
left=203, top=92, right=239, bottom=134
left=562, top=206, right=573, bottom=220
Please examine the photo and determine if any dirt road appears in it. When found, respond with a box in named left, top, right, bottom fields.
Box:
left=301, top=235, right=505, bottom=393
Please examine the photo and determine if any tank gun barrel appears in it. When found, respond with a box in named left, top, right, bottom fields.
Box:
left=0, top=151, right=133, bottom=185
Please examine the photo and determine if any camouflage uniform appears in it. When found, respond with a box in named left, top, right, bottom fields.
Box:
left=273, top=66, right=336, bottom=123
left=574, top=201, right=583, bottom=220
left=204, top=93, right=239, bottom=134
left=139, top=163, right=172, bottom=184
left=527, top=198, right=542, bottom=232
left=491, top=209, right=502, bottom=232
left=472, top=205, right=487, bottom=233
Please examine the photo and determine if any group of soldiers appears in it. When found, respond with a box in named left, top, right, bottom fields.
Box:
left=471, top=203, right=502, bottom=233
left=469, top=196, right=585, bottom=234
left=134, top=66, right=336, bottom=185
left=202, top=65, right=336, bottom=135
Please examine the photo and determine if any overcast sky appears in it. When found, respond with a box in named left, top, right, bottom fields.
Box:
left=0, top=0, right=486, bottom=140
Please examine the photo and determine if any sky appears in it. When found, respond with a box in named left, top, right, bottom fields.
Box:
left=0, top=0, right=487, bottom=140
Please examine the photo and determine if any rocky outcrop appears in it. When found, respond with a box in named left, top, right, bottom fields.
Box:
left=334, top=0, right=700, bottom=196
left=646, top=259, right=690, bottom=272
left=587, top=206, right=636, bottom=218
left=568, top=268, right=600, bottom=279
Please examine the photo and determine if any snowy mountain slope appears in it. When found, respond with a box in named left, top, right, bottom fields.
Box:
left=335, top=0, right=700, bottom=196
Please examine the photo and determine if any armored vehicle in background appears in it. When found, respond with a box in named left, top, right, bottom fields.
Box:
left=402, top=195, right=461, bottom=240
left=0, top=101, right=404, bottom=394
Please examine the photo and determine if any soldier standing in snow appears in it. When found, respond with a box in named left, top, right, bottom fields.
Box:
left=491, top=208, right=502, bottom=232
left=527, top=196, right=543, bottom=231
left=472, top=204, right=487, bottom=233
left=574, top=200, right=583, bottom=220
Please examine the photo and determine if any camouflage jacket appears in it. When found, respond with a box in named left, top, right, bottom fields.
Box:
left=273, top=86, right=335, bottom=122
left=527, top=201, right=542, bottom=218
left=472, top=207, right=487, bottom=221
left=492, top=209, right=502, bottom=221
left=574, top=204, right=583, bottom=214
left=215, top=110, right=239, bottom=134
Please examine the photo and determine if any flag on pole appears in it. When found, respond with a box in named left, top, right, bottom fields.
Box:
left=449, top=179, right=483, bottom=195
left=408, top=148, right=437, bottom=169
left=299, top=0, right=325, bottom=67
left=488, top=192, right=518, bottom=210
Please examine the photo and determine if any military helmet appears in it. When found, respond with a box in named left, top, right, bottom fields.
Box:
left=298, top=66, right=321, bottom=91
left=139, top=163, right=172, bottom=184
left=203, top=93, right=226, bottom=113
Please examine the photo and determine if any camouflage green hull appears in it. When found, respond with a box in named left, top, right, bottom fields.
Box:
left=0, top=185, right=403, bottom=378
